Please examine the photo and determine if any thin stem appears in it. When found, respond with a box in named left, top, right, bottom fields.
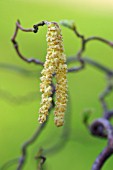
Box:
left=104, top=110, right=113, bottom=120
left=11, top=20, right=44, bottom=65
left=43, top=92, right=71, bottom=155
left=91, top=118, right=113, bottom=170
left=36, top=156, right=46, bottom=170
left=17, top=123, right=47, bottom=170
left=17, top=84, right=55, bottom=170
left=99, top=85, right=113, bottom=113
left=62, top=21, right=113, bottom=61
left=92, top=147, right=113, bottom=170
left=67, top=56, right=113, bottom=76
left=85, top=36, right=113, bottom=48
left=0, top=89, right=38, bottom=105
left=0, top=158, right=18, bottom=170
left=67, top=63, right=84, bottom=73
left=0, top=63, right=38, bottom=77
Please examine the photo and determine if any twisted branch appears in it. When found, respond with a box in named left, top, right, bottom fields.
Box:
left=11, top=20, right=44, bottom=65
left=90, top=118, right=113, bottom=170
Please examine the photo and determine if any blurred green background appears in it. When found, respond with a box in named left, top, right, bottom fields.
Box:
left=0, top=0, right=113, bottom=169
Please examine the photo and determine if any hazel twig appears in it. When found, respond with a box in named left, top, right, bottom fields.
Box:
left=11, top=20, right=44, bottom=65
left=17, top=123, right=47, bottom=170
left=17, top=84, right=55, bottom=170
left=67, top=56, right=113, bottom=76
left=90, top=118, right=113, bottom=170
left=99, top=84, right=113, bottom=113
left=61, top=20, right=113, bottom=59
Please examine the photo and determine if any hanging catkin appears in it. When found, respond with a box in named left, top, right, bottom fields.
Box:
left=38, top=22, right=68, bottom=127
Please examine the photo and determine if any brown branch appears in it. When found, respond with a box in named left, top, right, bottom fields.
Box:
left=11, top=20, right=44, bottom=65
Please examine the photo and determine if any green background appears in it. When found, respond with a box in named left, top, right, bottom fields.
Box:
left=0, top=0, right=113, bottom=169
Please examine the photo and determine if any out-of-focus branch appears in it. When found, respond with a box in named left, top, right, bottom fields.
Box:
left=0, top=89, right=38, bottom=104
left=17, top=123, right=47, bottom=170
left=90, top=118, right=113, bottom=170
left=43, top=93, right=71, bottom=156
left=67, top=61, right=84, bottom=73
left=99, top=84, right=113, bottom=113
left=67, top=56, right=113, bottom=76
left=35, top=149, right=46, bottom=170
left=16, top=84, right=55, bottom=170
left=37, top=156, right=46, bottom=170
left=0, top=158, right=18, bottom=170
left=92, top=147, right=113, bottom=170
left=0, top=63, right=39, bottom=77
left=104, top=110, right=113, bottom=120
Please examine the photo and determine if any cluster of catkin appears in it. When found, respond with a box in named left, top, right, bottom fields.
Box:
left=38, top=22, right=68, bottom=127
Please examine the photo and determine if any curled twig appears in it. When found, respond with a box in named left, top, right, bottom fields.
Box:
left=17, top=123, right=47, bottom=170
left=90, top=118, right=113, bottom=170
left=11, top=20, right=44, bottom=65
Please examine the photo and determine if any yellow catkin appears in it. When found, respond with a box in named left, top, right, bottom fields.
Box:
left=38, top=22, right=68, bottom=127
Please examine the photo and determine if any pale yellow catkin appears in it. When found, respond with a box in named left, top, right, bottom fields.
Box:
left=38, top=22, right=68, bottom=127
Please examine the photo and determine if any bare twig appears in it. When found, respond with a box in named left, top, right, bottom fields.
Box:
left=67, top=63, right=84, bottom=73
left=43, top=93, right=71, bottom=155
left=37, top=156, right=46, bottom=170
left=61, top=21, right=113, bottom=59
left=0, top=63, right=38, bottom=77
left=104, top=110, right=113, bottom=120
left=90, top=118, right=113, bottom=170
left=85, top=36, right=113, bottom=48
left=11, top=20, right=44, bottom=65
left=99, top=84, right=113, bottom=113
left=35, top=149, right=46, bottom=170
left=0, top=89, right=38, bottom=105
left=17, top=84, right=55, bottom=170
left=92, top=147, right=113, bottom=170
left=67, top=56, right=113, bottom=76
left=17, top=123, right=47, bottom=170
left=0, top=158, right=18, bottom=170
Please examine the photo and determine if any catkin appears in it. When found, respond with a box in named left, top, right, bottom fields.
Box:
left=38, top=22, right=68, bottom=127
